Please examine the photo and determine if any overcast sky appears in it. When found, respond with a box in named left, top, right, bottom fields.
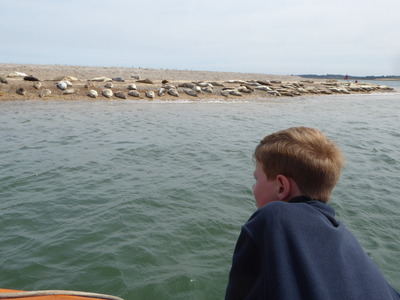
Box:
left=1, top=0, right=400, bottom=76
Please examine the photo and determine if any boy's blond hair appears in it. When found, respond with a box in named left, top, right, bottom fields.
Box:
left=254, top=127, right=344, bottom=202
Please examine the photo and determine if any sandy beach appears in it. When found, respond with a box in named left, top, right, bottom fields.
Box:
left=0, top=64, right=394, bottom=101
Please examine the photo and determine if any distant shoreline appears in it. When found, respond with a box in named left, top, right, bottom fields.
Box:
left=0, top=63, right=395, bottom=101
left=298, top=74, right=400, bottom=81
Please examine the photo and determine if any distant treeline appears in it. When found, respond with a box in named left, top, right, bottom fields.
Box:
left=298, top=74, right=400, bottom=80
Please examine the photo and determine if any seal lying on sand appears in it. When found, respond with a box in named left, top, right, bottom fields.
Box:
left=102, top=89, right=113, bottom=98
left=57, top=81, right=68, bottom=90
left=24, top=76, right=40, bottom=81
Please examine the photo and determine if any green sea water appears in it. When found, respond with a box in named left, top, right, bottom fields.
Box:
left=1, top=90, right=400, bottom=299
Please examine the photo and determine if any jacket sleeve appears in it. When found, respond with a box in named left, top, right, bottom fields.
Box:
left=225, top=226, right=262, bottom=300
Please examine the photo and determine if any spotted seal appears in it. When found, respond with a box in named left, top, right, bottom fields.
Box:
left=40, top=89, right=52, bottom=98
left=16, top=88, right=27, bottom=95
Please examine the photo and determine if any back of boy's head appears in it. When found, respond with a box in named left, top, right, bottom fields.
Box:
left=254, top=127, right=344, bottom=203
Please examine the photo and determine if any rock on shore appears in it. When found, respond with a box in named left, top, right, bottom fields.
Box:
left=0, top=64, right=395, bottom=101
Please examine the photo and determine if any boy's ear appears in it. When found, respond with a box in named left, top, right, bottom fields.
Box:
left=276, top=175, right=292, bottom=201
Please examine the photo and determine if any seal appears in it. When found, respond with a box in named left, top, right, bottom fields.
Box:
left=88, top=90, right=98, bottom=98
left=16, top=88, right=27, bottom=95
left=178, top=82, right=195, bottom=89
left=128, top=90, right=140, bottom=97
left=57, top=81, right=68, bottom=90
left=104, top=82, right=114, bottom=88
left=115, top=91, right=127, bottom=99
left=229, top=89, right=242, bottom=96
left=194, top=82, right=212, bottom=88
left=267, top=90, right=281, bottom=96
left=255, top=86, right=272, bottom=91
left=53, top=76, right=79, bottom=81
left=39, top=89, right=52, bottom=98
left=24, top=76, right=40, bottom=81
left=202, top=86, right=213, bottom=93
left=102, top=89, right=113, bottom=98
left=127, top=84, right=137, bottom=90
left=8, top=72, right=28, bottom=78
left=237, top=86, right=252, bottom=94
left=162, top=83, right=176, bottom=90
left=33, top=82, right=42, bottom=89
left=257, top=80, right=272, bottom=86
left=158, top=88, right=166, bottom=96
left=84, top=82, right=96, bottom=88
left=167, top=88, right=179, bottom=97
left=137, top=79, right=153, bottom=84
left=62, top=88, right=78, bottom=95
left=90, top=77, right=113, bottom=82
left=221, top=90, right=229, bottom=97
left=145, top=91, right=155, bottom=98
left=184, top=88, right=198, bottom=97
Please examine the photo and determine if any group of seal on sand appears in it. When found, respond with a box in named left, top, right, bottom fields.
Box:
left=0, top=71, right=395, bottom=101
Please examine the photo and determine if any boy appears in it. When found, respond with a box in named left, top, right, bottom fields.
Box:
left=225, top=127, right=399, bottom=299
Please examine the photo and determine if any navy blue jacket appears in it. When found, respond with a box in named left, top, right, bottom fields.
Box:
left=225, top=196, right=400, bottom=299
